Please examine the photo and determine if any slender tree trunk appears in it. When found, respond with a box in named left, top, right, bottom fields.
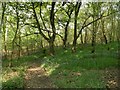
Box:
left=91, top=21, right=96, bottom=53
left=101, top=19, right=109, bottom=50
left=73, top=13, right=77, bottom=52
left=49, top=2, right=56, bottom=55
left=3, top=17, right=7, bottom=59
left=63, top=12, right=73, bottom=49
left=26, top=46, right=29, bottom=55
left=117, top=2, right=120, bottom=59
left=80, top=33, right=83, bottom=44
left=49, top=40, right=54, bottom=56
left=109, top=5, right=114, bottom=43
left=26, top=35, right=29, bottom=55
left=84, top=29, right=87, bottom=44
left=91, top=3, right=98, bottom=54
left=18, top=33, right=21, bottom=59
left=72, top=2, right=81, bottom=52
left=63, top=22, right=69, bottom=48
left=18, top=26, right=21, bottom=59
left=62, top=4, right=73, bottom=49
left=16, top=2, right=21, bottom=59
left=101, top=19, right=108, bottom=44
left=1, top=3, right=7, bottom=59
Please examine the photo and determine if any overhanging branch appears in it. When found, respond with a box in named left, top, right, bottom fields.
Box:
left=77, top=11, right=118, bottom=39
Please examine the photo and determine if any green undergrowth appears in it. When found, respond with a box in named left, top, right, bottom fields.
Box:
left=2, top=42, right=119, bottom=88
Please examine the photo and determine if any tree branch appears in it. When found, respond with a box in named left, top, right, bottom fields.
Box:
left=32, top=2, right=49, bottom=41
left=77, top=11, right=118, bottom=39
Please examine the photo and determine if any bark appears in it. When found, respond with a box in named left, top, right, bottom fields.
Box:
left=40, top=39, right=43, bottom=48
left=91, top=3, right=97, bottom=54
left=80, top=33, right=83, bottom=44
left=91, top=19, right=96, bottom=53
left=16, top=3, right=21, bottom=59
left=63, top=6, right=73, bottom=49
left=48, top=40, right=54, bottom=56
left=49, top=2, right=56, bottom=55
left=0, top=3, right=6, bottom=32
left=101, top=19, right=108, bottom=44
left=63, top=19, right=70, bottom=48
left=84, top=29, right=87, bottom=44
left=3, top=18, right=7, bottom=59
left=72, top=2, right=82, bottom=52
left=109, top=5, right=115, bottom=43
left=117, top=2, right=120, bottom=59
left=1, top=3, right=7, bottom=59
left=26, top=46, right=29, bottom=55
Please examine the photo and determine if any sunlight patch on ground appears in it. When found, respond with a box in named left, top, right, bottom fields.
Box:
left=27, top=67, right=42, bottom=72
left=2, top=71, right=19, bottom=82
left=40, top=63, right=45, bottom=68
left=45, top=64, right=59, bottom=76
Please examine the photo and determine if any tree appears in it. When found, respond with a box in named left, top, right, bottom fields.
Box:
left=62, top=3, right=74, bottom=48
left=72, top=1, right=82, bottom=52
left=32, top=2, right=56, bottom=55
left=1, top=2, right=7, bottom=59
left=116, top=2, right=120, bottom=59
left=91, top=2, right=100, bottom=53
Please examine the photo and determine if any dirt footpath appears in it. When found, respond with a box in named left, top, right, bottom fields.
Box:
left=24, top=63, right=56, bottom=88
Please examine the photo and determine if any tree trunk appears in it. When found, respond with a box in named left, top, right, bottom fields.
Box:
left=63, top=22, right=69, bottom=49
left=3, top=17, right=7, bottom=59
left=18, top=29, right=21, bottom=59
left=16, top=2, right=21, bottom=59
left=91, top=27, right=96, bottom=53
left=49, top=2, right=56, bottom=55
left=116, top=3, right=120, bottom=85
left=91, top=3, right=98, bottom=54
left=62, top=4, right=73, bottom=49
left=63, top=9, right=73, bottom=49
left=32, top=2, right=56, bottom=55
left=72, top=2, right=81, bottom=52
left=49, top=40, right=54, bottom=56
left=80, top=33, right=83, bottom=44
left=73, top=11, right=77, bottom=52
left=1, top=3, right=7, bottom=59
left=84, top=29, right=87, bottom=44
left=101, top=20, right=108, bottom=44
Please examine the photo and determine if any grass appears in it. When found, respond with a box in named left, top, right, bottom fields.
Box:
left=2, top=42, right=119, bottom=88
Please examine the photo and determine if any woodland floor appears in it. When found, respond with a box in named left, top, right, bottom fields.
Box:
left=2, top=43, right=120, bottom=88
left=102, top=68, right=119, bottom=88
left=23, top=61, right=119, bottom=88
left=24, top=61, right=56, bottom=88
left=24, top=56, right=119, bottom=88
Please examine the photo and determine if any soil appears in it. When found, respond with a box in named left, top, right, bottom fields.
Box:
left=24, top=62, right=56, bottom=88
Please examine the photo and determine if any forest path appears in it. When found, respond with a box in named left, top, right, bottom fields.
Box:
left=24, top=60, right=56, bottom=88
